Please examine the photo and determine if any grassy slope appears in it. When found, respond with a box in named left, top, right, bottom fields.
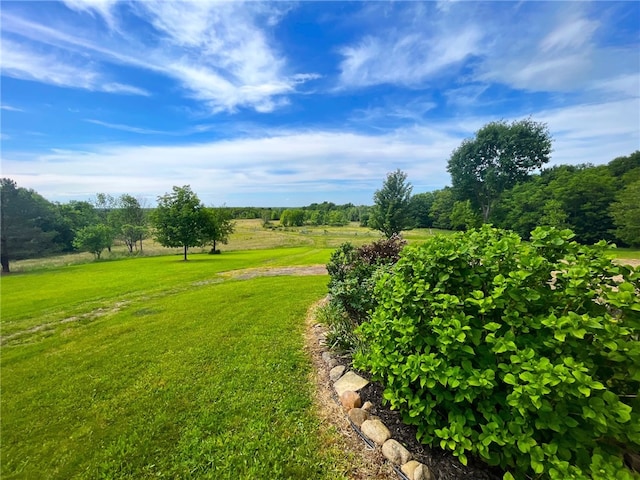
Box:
left=1, top=253, right=348, bottom=479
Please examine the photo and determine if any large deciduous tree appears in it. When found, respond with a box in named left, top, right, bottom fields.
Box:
left=447, top=119, right=552, bottom=222
left=369, top=169, right=413, bottom=238
left=152, top=185, right=206, bottom=261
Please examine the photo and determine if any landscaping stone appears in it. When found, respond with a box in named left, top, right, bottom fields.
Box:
left=321, top=351, right=337, bottom=368
left=334, top=371, right=369, bottom=397
left=347, top=407, right=368, bottom=427
left=361, top=419, right=391, bottom=445
left=401, top=460, right=421, bottom=479
left=340, top=390, right=361, bottom=410
left=361, top=400, right=373, bottom=411
left=382, top=438, right=412, bottom=465
left=329, top=365, right=346, bottom=381
left=414, top=463, right=433, bottom=480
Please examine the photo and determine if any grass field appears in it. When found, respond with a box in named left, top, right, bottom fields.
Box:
left=1, top=249, right=353, bottom=479
left=8, top=220, right=451, bottom=274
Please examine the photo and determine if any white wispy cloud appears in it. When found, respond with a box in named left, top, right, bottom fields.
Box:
left=0, top=37, right=149, bottom=96
left=2, top=126, right=461, bottom=205
left=339, top=19, right=483, bottom=88
left=475, top=6, right=638, bottom=94
left=1, top=2, right=318, bottom=113
left=338, top=3, right=638, bottom=99
left=85, top=119, right=168, bottom=135
left=6, top=93, right=637, bottom=205
left=0, top=105, right=24, bottom=112
left=61, top=0, right=120, bottom=29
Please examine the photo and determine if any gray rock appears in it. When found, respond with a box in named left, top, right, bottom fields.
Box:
left=321, top=351, right=337, bottom=368
left=348, top=407, right=369, bottom=427
left=329, top=365, right=346, bottom=382
left=414, top=463, right=433, bottom=480
left=382, top=439, right=412, bottom=465
left=361, top=419, right=391, bottom=445
left=334, top=371, right=369, bottom=397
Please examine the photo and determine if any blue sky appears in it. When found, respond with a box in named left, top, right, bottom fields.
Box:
left=1, top=1, right=638, bottom=207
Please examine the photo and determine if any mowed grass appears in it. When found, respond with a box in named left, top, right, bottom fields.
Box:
left=1, top=252, right=349, bottom=479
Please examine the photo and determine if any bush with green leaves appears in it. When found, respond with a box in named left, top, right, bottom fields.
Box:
left=322, top=235, right=407, bottom=352
left=354, top=226, right=640, bottom=480
left=326, top=234, right=407, bottom=324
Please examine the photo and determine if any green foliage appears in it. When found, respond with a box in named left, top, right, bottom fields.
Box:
left=450, top=200, right=481, bottom=231
left=151, top=185, right=207, bottom=260
left=355, top=226, right=640, bottom=480
left=201, top=207, right=235, bottom=252
left=448, top=119, right=552, bottom=221
left=111, top=194, right=148, bottom=253
left=280, top=208, right=305, bottom=227
left=429, top=187, right=455, bottom=230
left=72, top=224, right=113, bottom=259
left=409, top=192, right=436, bottom=228
left=611, top=180, right=640, bottom=247
left=0, top=178, right=61, bottom=272
left=326, top=235, right=407, bottom=351
left=369, top=169, right=414, bottom=238
left=316, top=301, right=361, bottom=353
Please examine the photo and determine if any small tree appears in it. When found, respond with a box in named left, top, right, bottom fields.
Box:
left=369, top=169, right=413, bottom=238
left=201, top=207, right=235, bottom=253
left=73, top=224, right=112, bottom=259
left=112, top=194, right=148, bottom=253
left=151, top=185, right=206, bottom=261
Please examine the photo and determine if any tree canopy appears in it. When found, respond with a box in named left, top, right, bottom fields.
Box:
left=0, top=178, right=60, bottom=272
left=447, top=119, right=552, bottom=221
left=201, top=207, right=235, bottom=253
left=369, top=169, right=413, bottom=238
left=151, top=185, right=206, bottom=261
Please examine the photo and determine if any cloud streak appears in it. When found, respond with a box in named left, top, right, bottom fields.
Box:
left=1, top=2, right=318, bottom=112
left=6, top=93, right=637, bottom=206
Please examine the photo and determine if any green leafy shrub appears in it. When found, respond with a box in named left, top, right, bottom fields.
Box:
left=326, top=235, right=407, bottom=324
left=354, top=226, right=640, bottom=480
left=324, top=235, right=407, bottom=352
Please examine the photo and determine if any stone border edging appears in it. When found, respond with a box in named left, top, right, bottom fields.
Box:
left=312, top=322, right=435, bottom=480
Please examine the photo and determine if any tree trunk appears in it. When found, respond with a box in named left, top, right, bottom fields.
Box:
left=1, top=235, right=9, bottom=273
left=183, top=245, right=188, bottom=261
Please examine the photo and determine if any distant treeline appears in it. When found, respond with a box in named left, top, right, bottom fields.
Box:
left=417, top=150, right=639, bottom=246
left=227, top=202, right=372, bottom=227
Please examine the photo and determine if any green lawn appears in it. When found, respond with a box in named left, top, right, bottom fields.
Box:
left=1, top=251, right=349, bottom=479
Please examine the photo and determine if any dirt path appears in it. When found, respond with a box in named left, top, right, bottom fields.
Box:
left=224, top=264, right=328, bottom=279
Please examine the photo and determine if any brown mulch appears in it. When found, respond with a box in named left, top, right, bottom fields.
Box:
left=305, top=300, right=503, bottom=480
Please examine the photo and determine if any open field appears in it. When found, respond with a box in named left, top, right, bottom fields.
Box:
left=1, top=250, right=354, bottom=479
left=10, top=220, right=638, bottom=275
left=8, top=220, right=451, bottom=274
